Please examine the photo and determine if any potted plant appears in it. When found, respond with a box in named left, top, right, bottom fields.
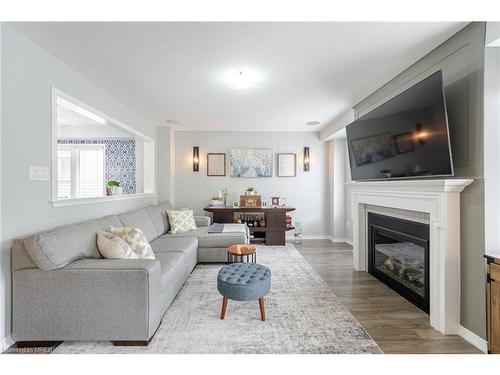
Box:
left=107, top=180, right=123, bottom=196
left=245, top=187, right=256, bottom=195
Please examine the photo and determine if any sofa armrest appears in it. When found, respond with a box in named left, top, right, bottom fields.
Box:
left=194, top=215, right=211, bottom=227
left=12, top=258, right=162, bottom=342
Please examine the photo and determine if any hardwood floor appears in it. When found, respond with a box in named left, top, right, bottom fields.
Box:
left=294, top=239, right=482, bottom=354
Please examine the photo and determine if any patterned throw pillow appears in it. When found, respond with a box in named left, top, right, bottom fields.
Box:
left=109, top=226, right=155, bottom=259
left=97, top=231, right=139, bottom=259
left=167, top=209, right=197, bottom=234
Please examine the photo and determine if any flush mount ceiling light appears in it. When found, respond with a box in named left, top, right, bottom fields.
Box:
left=306, top=121, right=321, bottom=127
left=222, top=69, right=263, bottom=90
left=166, top=119, right=179, bottom=125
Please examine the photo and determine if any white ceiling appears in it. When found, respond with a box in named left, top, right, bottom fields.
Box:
left=11, top=22, right=467, bottom=132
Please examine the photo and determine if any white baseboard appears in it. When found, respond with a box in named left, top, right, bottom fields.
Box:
left=285, top=233, right=332, bottom=240
left=331, top=237, right=353, bottom=246
left=1, top=334, right=14, bottom=353
left=458, top=325, right=487, bottom=353
left=302, top=235, right=331, bottom=240
left=284, top=234, right=353, bottom=245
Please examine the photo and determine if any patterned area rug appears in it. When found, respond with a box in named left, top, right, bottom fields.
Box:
left=54, top=243, right=382, bottom=354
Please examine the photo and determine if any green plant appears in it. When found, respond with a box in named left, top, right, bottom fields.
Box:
left=246, top=187, right=255, bottom=192
left=107, top=180, right=121, bottom=187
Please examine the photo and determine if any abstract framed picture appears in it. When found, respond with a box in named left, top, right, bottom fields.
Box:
left=207, top=153, right=226, bottom=176
left=230, top=148, right=273, bottom=177
left=277, top=153, right=296, bottom=177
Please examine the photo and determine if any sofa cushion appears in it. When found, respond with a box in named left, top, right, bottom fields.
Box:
left=23, top=218, right=108, bottom=271
left=150, top=236, right=198, bottom=255
left=194, top=216, right=211, bottom=227
left=117, top=208, right=159, bottom=242
left=146, top=204, right=170, bottom=235
left=97, top=231, right=138, bottom=259
left=109, top=226, right=155, bottom=259
left=155, top=252, right=184, bottom=287
left=167, top=209, right=197, bottom=234
left=164, top=227, right=248, bottom=248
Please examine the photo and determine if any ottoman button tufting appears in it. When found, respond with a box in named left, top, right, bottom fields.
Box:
left=217, top=262, right=271, bottom=321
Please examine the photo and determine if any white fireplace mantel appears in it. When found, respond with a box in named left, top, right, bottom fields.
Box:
left=348, top=179, right=473, bottom=335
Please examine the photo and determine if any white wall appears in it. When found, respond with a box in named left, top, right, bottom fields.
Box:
left=344, top=143, right=353, bottom=242
left=0, top=24, right=158, bottom=350
left=157, top=127, right=175, bottom=204
left=174, top=131, right=329, bottom=237
left=332, top=139, right=347, bottom=241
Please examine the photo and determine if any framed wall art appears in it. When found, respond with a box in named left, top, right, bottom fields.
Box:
left=277, top=153, right=296, bottom=177
left=207, top=153, right=226, bottom=176
left=230, top=148, right=273, bottom=177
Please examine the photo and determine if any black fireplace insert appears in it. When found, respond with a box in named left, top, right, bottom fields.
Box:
left=368, top=212, right=430, bottom=313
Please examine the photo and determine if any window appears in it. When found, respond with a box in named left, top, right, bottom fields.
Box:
left=52, top=88, right=155, bottom=206
left=57, top=145, right=105, bottom=199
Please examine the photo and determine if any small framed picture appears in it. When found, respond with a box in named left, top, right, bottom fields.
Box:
left=277, top=153, right=296, bottom=177
left=207, top=153, right=226, bottom=176
left=394, top=132, right=414, bottom=154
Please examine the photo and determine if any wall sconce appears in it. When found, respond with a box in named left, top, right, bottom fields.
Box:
left=193, top=146, right=199, bottom=172
left=303, top=147, right=310, bottom=171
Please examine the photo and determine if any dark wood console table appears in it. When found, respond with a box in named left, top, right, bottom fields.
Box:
left=204, top=206, right=295, bottom=246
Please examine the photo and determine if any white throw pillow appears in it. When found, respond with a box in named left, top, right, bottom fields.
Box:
left=108, top=226, right=155, bottom=259
left=97, top=231, right=139, bottom=259
left=167, top=209, right=197, bottom=234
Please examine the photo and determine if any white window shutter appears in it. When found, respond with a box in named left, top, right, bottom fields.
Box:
left=78, top=149, right=104, bottom=197
left=56, top=145, right=105, bottom=199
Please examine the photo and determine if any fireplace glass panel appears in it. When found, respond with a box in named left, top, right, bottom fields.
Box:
left=373, top=232, right=426, bottom=298
left=368, top=212, right=430, bottom=313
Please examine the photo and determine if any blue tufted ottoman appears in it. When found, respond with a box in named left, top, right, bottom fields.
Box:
left=217, top=262, right=271, bottom=321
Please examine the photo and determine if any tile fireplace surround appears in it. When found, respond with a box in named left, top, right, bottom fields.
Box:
left=348, top=179, right=473, bottom=335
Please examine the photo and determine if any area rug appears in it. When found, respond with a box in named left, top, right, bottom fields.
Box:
left=53, top=243, right=382, bottom=354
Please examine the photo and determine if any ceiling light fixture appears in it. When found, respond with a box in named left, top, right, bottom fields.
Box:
left=306, top=121, right=320, bottom=127
left=223, top=69, right=263, bottom=90
left=166, top=119, right=179, bottom=125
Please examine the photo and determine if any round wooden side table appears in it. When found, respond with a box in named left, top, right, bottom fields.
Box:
left=227, top=244, right=256, bottom=264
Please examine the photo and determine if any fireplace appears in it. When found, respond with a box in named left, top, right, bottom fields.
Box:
left=368, top=212, right=430, bottom=313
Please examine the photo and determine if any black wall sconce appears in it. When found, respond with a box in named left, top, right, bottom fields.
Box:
left=193, top=146, right=199, bottom=172
left=303, top=147, right=310, bottom=171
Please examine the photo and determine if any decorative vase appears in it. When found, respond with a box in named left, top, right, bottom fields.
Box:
left=111, top=186, right=123, bottom=196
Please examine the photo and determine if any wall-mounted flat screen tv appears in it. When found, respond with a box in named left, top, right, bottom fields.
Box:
left=346, top=70, right=453, bottom=181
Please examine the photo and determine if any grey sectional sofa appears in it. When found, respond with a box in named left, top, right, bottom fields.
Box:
left=11, top=201, right=248, bottom=345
